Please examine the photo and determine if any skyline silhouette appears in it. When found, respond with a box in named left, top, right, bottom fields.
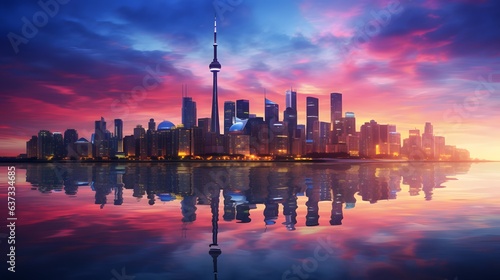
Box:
left=17, top=101, right=473, bottom=161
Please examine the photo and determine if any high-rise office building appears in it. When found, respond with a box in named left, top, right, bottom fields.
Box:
left=148, top=118, right=156, bottom=131
left=379, top=124, right=396, bottom=155
left=178, top=128, right=192, bottom=156
left=224, top=101, right=235, bottom=135
left=198, top=118, right=211, bottom=134
left=265, top=98, right=279, bottom=126
left=408, top=129, right=422, bottom=149
left=360, top=120, right=380, bottom=157
left=330, top=93, right=342, bottom=143
left=236, top=99, right=249, bottom=120
left=123, top=135, right=135, bottom=157
left=389, top=132, right=401, bottom=157
left=134, top=125, right=147, bottom=159
left=269, top=122, right=288, bottom=155
left=424, top=122, right=433, bottom=135
left=285, top=90, right=297, bottom=111
left=344, top=112, right=356, bottom=135
left=182, top=97, right=197, bottom=129
left=422, top=122, right=434, bottom=159
left=405, top=129, right=423, bottom=159
left=63, top=129, right=78, bottom=157
left=53, top=132, right=65, bottom=159
left=209, top=17, right=222, bottom=134
left=284, top=90, right=298, bottom=154
left=94, top=117, right=110, bottom=158
left=114, top=119, right=123, bottom=138
left=319, top=122, right=331, bottom=153
left=147, top=118, right=158, bottom=157
left=246, top=117, right=268, bottom=155
left=283, top=107, right=297, bottom=153
left=114, top=119, right=123, bottom=153
left=37, top=130, right=53, bottom=159
left=306, top=97, right=319, bottom=141
left=434, top=136, right=445, bottom=160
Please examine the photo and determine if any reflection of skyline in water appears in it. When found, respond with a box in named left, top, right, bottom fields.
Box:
left=23, top=162, right=472, bottom=228
left=7, top=162, right=500, bottom=280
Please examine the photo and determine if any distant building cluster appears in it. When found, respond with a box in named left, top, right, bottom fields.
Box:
left=24, top=91, right=470, bottom=161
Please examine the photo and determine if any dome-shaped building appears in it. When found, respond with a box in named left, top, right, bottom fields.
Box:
left=229, top=119, right=248, bottom=133
left=157, top=120, right=176, bottom=131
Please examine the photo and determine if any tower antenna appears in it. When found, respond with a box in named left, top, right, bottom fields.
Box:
left=209, top=15, right=222, bottom=134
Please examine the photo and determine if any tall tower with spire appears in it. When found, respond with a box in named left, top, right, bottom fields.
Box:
left=209, top=17, right=222, bottom=134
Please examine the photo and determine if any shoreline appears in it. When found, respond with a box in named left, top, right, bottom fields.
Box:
left=0, top=157, right=494, bottom=164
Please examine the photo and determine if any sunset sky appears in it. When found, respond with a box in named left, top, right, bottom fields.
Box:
left=1, top=0, right=499, bottom=159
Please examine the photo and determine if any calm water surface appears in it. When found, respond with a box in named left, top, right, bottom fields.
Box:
left=0, top=162, right=499, bottom=280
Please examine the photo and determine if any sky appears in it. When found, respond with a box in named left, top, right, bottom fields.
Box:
left=0, top=0, right=499, bottom=159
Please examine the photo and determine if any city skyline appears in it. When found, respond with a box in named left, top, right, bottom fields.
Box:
left=20, top=98, right=471, bottom=161
left=1, top=0, right=499, bottom=159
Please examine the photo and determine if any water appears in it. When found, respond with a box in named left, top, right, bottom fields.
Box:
left=1, top=162, right=499, bottom=280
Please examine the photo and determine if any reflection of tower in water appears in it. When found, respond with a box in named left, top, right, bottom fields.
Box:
left=209, top=192, right=222, bottom=280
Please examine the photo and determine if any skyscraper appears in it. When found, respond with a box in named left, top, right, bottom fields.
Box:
left=236, top=99, right=249, bottom=120
left=148, top=118, right=156, bottom=131
left=422, top=122, right=435, bottom=159
left=265, top=98, right=279, bottom=126
left=306, top=97, right=319, bottom=141
left=147, top=118, right=158, bottom=157
left=63, top=129, right=78, bottom=157
left=330, top=93, right=342, bottom=143
left=319, top=122, right=331, bottom=153
left=408, top=129, right=422, bottom=148
left=224, top=101, right=235, bottom=135
left=434, top=136, right=445, bottom=160
left=114, top=119, right=123, bottom=153
left=407, top=129, right=422, bottom=159
left=344, top=112, right=356, bottom=136
left=284, top=90, right=298, bottom=154
left=182, top=97, right=197, bottom=129
left=389, top=132, right=401, bottom=157
left=360, top=120, right=380, bottom=157
left=94, top=117, right=110, bottom=158
left=285, top=90, right=297, bottom=111
left=37, top=130, right=53, bottom=159
left=379, top=124, right=396, bottom=155
left=53, top=132, right=65, bottom=159
left=198, top=118, right=211, bottom=134
left=209, top=17, right=221, bottom=134
left=283, top=107, right=297, bottom=153
left=134, top=125, right=146, bottom=159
